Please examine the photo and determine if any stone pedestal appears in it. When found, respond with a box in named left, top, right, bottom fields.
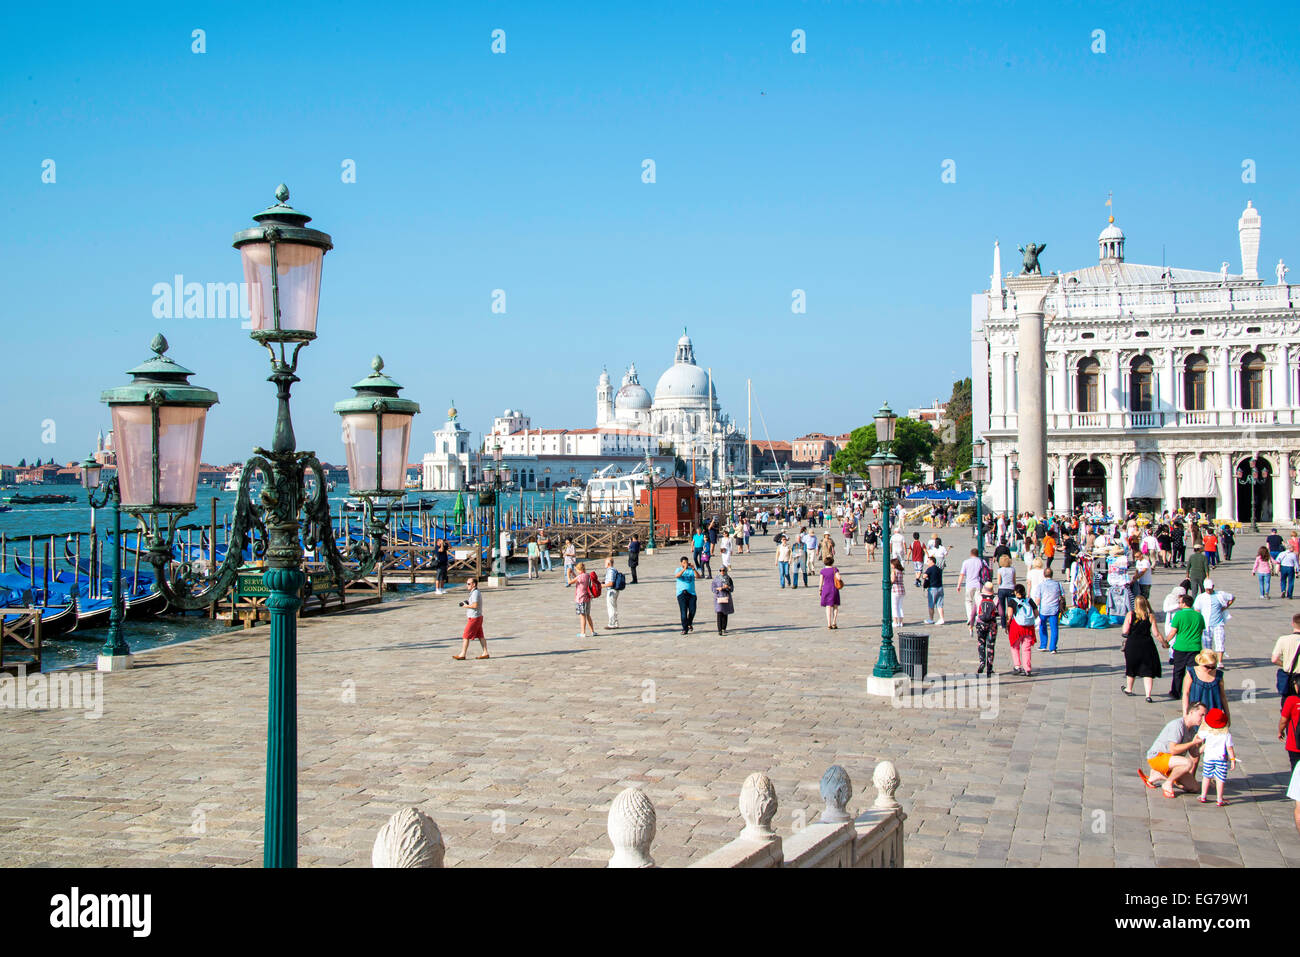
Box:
left=97, top=654, right=133, bottom=672
left=486, top=575, right=508, bottom=588
left=866, top=673, right=909, bottom=698
left=1004, top=274, right=1057, bottom=517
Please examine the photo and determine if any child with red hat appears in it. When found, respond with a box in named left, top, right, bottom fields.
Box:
left=1197, top=708, right=1237, bottom=806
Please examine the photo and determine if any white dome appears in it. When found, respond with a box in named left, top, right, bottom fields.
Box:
left=654, top=363, right=712, bottom=402
left=616, top=382, right=652, bottom=410
left=598, top=370, right=610, bottom=386
left=1099, top=221, right=1124, bottom=241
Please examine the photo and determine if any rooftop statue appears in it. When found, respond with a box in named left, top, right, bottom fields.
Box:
left=1018, top=242, right=1046, bottom=275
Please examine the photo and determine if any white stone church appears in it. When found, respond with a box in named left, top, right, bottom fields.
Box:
left=972, top=201, right=1298, bottom=524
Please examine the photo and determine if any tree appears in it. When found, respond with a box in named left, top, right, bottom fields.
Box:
left=830, top=424, right=876, bottom=476
left=932, top=377, right=973, bottom=480
left=830, top=417, right=937, bottom=479
left=17, top=458, right=25, bottom=468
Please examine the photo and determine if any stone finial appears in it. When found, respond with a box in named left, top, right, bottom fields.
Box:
left=738, top=772, right=778, bottom=840
left=607, top=787, right=656, bottom=868
left=372, top=807, right=445, bottom=867
left=873, top=760, right=901, bottom=809
left=819, top=765, right=853, bottom=823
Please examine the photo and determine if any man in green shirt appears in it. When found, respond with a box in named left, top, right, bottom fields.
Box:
left=1166, top=594, right=1205, bottom=699
left=1186, top=542, right=1210, bottom=599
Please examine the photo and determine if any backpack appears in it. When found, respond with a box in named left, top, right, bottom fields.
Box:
left=977, top=559, right=993, bottom=586
left=1013, top=597, right=1037, bottom=627
left=588, top=571, right=602, bottom=597
left=613, top=570, right=626, bottom=591
left=977, top=597, right=998, bottom=629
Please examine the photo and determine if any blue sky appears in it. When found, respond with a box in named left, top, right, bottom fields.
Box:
left=3, top=0, right=1297, bottom=465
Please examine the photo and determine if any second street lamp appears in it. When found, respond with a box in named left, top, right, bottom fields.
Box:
left=80, top=455, right=131, bottom=671
left=1010, top=452, right=1021, bottom=546
left=645, top=449, right=656, bottom=550
left=865, top=401, right=907, bottom=696
left=971, top=437, right=989, bottom=558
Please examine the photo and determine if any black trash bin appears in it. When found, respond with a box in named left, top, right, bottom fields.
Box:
left=897, top=632, right=930, bottom=681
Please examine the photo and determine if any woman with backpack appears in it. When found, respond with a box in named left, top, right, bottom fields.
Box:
left=1006, top=583, right=1037, bottom=676
left=1121, top=595, right=1166, bottom=702
left=712, top=567, right=736, bottom=636
left=573, top=561, right=597, bottom=638
left=973, top=582, right=1000, bottom=675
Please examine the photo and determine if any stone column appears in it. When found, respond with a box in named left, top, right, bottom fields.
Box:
left=1005, top=274, right=1057, bottom=516
left=1219, top=452, right=1235, bottom=522
left=1272, top=452, right=1290, bottom=524
left=1053, top=454, right=1070, bottom=513
left=1163, top=452, right=1178, bottom=515
left=1106, top=453, right=1124, bottom=516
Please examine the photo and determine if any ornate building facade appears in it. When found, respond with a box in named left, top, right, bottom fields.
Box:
left=972, top=202, right=1298, bottom=523
left=420, top=402, right=474, bottom=490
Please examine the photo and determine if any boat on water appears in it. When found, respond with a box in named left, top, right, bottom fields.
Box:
left=342, top=495, right=437, bottom=512
left=566, top=463, right=658, bottom=512
left=223, top=472, right=240, bottom=492
left=6, top=492, right=76, bottom=505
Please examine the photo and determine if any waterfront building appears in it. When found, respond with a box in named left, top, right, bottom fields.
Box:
left=972, top=201, right=1299, bottom=522
left=421, top=402, right=474, bottom=491
left=480, top=331, right=748, bottom=488
left=791, top=433, right=838, bottom=466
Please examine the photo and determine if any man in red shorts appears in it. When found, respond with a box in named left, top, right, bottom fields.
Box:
left=453, top=577, right=489, bottom=660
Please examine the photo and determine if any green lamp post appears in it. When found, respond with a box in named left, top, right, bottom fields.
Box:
left=824, top=463, right=830, bottom=510
left=971, top=437, right=989, bottom=558
left=80, top=455, right=131, bottom=671
left=101, top=186, right=419, bottom=869
left=865, top=402, right=905, bottom=687
left=1010, top=451, right=1021, bottom=546
left=492, top=441, right=504, bottom=574
left=645, top=449, right=656, bottom=550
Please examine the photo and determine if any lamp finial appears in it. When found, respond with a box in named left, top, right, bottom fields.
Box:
left=275, top=183, right=289, bottom=204
left=150, top=333, right=169, bottom=356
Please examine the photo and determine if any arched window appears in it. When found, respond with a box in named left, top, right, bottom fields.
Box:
left=1184, top=354, right=1208, bottom=410
left=1130, top=356, right=1154, bottom=412
left=1077, top=357, right=1100, bottom=412
left=1241, top=351, right=1265, bottom=410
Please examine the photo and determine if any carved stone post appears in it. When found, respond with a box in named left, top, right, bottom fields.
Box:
left=372, top=807, right=446, bottom=867
left=819, top=765, right=853, bottom=823
left=1004, top=273, right=1058, bottom=516
left=607, top=787, right=656, bottom=868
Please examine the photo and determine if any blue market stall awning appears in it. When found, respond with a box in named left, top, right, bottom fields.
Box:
left=903, top=490, right=975, bottom=502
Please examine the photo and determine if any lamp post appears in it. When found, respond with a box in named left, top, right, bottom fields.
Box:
left=645, top=449, right=656, bottom=550
left=865, top=402, right=906, bottom=696
left=971, top=438, right=989, bottom=558
left=727, top=463, right=735, bottom=524
left=824, top=463, right=830, bottom=510
left=1237, top=456, right=1268, bottom=533
left=100, top=186, right=418, bottom=868
left=80, top=455, right=130, bottom=671
left=492, top=441, right=504, bottom=574
left=1010, top=452, right=1021, bottom=546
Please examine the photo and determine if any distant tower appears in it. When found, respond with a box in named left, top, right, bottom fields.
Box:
left=1098, top=214, right=1125, bottom=265
left=991, top=240, right=1002, bottom=293
left=1239, top=200, right=1261, bottom=280
left=597, top=367, right=614, bottom=426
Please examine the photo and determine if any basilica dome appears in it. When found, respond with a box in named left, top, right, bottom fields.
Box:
left=615, top=362, right=652, bottom=411
left=652, top=332, right=717, bottom=407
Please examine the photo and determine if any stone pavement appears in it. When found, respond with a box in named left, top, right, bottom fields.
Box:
left=1, top=519, right=1298, bottom=867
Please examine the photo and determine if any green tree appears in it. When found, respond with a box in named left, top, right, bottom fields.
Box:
left=17, top=458, right=25, bottom=468
left=932, top=377, right=973, bottom=481
left=830, top=417, right=937, bottom=479
left=830, top=424, right=876, bottom=476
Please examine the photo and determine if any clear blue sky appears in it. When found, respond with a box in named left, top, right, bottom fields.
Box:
left=4, top=0, right=1296, bottom=465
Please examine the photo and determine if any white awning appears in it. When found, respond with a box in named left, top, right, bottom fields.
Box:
left=1125, top=456, right=1162, bottom=499
left=1178, top=457, right=1221, bottom=498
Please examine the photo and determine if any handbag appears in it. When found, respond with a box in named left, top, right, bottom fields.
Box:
left=1276, top=642, right=1300, bottom=697
left=833, top=571, right=844, bottom=590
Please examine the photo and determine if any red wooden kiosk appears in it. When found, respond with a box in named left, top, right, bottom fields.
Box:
left=637, top=477, right=700, bottom=541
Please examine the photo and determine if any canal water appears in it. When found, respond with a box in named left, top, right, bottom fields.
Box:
left=4, top=487, right=582, bottom=671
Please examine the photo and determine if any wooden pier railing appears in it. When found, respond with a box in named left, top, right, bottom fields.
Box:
left=1, top=609, right=42, bottom=674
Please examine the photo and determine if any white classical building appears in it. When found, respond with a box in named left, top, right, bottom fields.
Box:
left=486, top=331, right=748, bottom=487
left=420, top=402, right=474, bottom=490
left=972, top=201, right=1298, bottom=524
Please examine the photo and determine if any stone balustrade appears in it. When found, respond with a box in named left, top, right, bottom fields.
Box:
left=372, top=759, right=905, bottom=868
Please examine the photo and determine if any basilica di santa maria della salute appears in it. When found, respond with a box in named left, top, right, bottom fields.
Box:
left=423, top=331, right=749, bottom=490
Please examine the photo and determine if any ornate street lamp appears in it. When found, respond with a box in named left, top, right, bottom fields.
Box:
left=492, top=441, right=504, bottom=574
left=1237, top=456, right=1268, bottom=533
left=971, top=438, right=989, bottom=558
left=99, top=186, right=418, bottom=869
left=80, top=454, right=131, bottom=671
left=865, top=401, right=905, bottom=688
left=645, top=448, right=656, bottom=550
left=1009, top=451, right=1021, bottom=543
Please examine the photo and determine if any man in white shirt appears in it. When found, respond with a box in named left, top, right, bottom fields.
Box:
left=1193, top=579, right=1234, bottom=660
left=604, top=557, right=620, bottom=629
left=890, top=529, right=905, bottom=562
left=454, top=578, right=489, bottom=660
left=956, top=548, right=985, bottom=625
